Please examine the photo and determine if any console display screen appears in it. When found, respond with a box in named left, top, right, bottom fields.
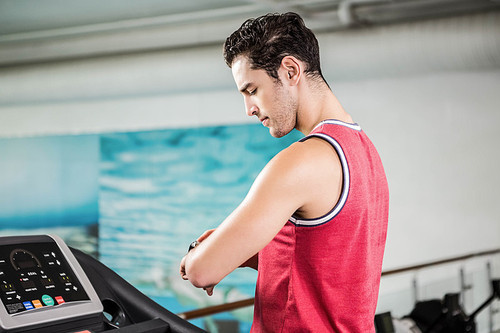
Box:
left=0, top=241, right=90, bottom=315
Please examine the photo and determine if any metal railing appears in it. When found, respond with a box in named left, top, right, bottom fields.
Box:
left=177, top=248, right=500, bottom=320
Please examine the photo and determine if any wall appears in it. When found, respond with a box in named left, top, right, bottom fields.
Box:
left=335, top=70, right=500, bottom=269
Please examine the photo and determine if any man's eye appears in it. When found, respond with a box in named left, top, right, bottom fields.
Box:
left=249, top=89, right=257, bottom=96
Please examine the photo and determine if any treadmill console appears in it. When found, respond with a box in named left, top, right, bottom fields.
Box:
left=0, top=235, right=102, bottom=332
left=0, top=234, right=205, bottom=333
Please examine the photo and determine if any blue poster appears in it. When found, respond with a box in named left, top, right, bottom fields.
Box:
left=98, top=124, right=302, bottom=331
left=0, top=135, right=99, bottom=255
left=0, top=124, right=302, bottom=332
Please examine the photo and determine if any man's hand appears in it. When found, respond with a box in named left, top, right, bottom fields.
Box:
left=179, top=229, right=215, bottom=279
left=180, top=229, right=217, bottom=296
left=202, top=285, right=215, bottom=296
left=179, top=255, right=188, bottom=280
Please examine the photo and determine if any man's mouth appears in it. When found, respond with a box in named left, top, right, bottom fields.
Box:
left=260, top=117, right=269, bottom=127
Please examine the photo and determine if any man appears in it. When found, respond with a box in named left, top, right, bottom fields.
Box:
left=180, top=12, right=389, bottom=332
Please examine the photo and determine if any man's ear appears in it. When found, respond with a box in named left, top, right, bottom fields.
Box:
left=280, top=56, right=302, bottom=86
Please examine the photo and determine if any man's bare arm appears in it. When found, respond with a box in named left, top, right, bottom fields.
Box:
left=180, top=138, right=342, bottom=290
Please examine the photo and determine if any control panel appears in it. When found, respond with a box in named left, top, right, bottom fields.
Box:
left=1, top=242, right=89, bottom=315
left=0, top=235, right=102, bottom=332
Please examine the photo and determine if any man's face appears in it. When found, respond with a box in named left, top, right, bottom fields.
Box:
left=231, top=56, right=297, bottom=138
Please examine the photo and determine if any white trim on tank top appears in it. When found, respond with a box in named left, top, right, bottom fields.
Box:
left=312, top=119, right=362, bottom=132
left=289, top=120, right=360, bottom=226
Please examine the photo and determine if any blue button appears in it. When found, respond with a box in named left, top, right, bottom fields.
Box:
left=23, top=301, right=34, bottom=310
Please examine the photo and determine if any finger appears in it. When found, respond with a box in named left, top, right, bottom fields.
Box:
left=204, top=286, right=214, bottom=296
left=179, top=256, right=187, bottom=276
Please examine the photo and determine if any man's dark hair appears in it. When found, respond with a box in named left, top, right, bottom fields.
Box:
left=223, top=12, right=325, bottom=82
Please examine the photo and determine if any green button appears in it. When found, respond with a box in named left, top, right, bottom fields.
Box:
left=41, top=295, right=54, bottom=306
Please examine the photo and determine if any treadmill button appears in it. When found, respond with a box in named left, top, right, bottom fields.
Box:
left=32, top=300, right=43, bottom=308
left=42, top=294, right=54, bottom=306
left=23, top=301, right=34, bottom=310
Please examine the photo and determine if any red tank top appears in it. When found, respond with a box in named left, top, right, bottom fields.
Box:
left=251, top=120, right=389, bottom=332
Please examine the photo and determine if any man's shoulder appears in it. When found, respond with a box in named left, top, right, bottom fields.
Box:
left=260, top=136, right=343, bottom=220
left=278, top=137, right=340, bottom=164
left=267, top=137, right=341, bottom=181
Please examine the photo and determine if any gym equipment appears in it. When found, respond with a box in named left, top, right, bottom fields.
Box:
left=0, top=234, right=206, bottom=333
left=413, top=279, right=500, bottom=333
left=375, top=279, right=500, bottom=333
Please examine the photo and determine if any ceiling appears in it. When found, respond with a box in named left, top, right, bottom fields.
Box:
left=2, top=0, right=500, bottom=36
left=0, top=0, right=250, bottom=35
left=0, top=0, right=499, bottom=65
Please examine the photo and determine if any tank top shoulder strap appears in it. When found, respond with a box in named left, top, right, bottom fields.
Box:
left=289, top=120, right=361, bottom=226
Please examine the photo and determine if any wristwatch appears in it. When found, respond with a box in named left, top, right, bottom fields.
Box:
left=188, top=240, right=199, bottom=253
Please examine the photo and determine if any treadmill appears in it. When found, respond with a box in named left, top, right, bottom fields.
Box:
left=0, top=234, right=206, bottom=333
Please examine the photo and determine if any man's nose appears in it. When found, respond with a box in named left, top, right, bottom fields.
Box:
left=246, top=104, right=258, bottom=117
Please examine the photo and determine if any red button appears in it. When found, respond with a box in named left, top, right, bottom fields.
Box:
left=55, top=296, right=65, bottom=304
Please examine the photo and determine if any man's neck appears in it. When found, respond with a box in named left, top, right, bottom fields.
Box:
left=296, top=84, right=353, bottom=136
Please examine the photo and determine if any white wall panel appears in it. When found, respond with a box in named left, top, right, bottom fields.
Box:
left=334, top=70, right=500, bottom=269
left=0, top=90, right=246, bottom=137
left=1, top=12, right=499, bottom=137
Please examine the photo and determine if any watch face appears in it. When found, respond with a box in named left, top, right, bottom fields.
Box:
left=188, top=241, right=199, bottom=253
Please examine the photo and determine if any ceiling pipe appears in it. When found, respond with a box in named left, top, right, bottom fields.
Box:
left=337, top=0, right=389, bottom=26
